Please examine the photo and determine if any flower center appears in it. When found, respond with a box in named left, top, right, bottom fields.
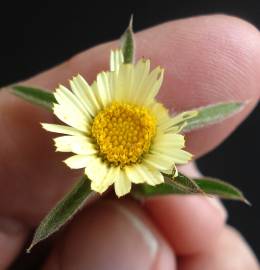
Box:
left=91, top=102, right=156, bottom=167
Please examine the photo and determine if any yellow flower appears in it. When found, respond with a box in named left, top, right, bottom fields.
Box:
left=42, top=50, right=197, bottom=197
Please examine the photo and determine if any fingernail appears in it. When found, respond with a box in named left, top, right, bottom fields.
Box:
left=206, top=197, right=228, bottom=221
left=112, top=203, right=159, bottom=259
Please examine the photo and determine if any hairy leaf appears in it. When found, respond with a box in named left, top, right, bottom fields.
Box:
left=27, top=176, right=95, bottom=252
left=120, top=15, right=135, bottom=64
left=11, top=85, right=55, bottom=111
left=183, top=102, right=245, bottom=132
left=133, top=174, right=249, bottom=204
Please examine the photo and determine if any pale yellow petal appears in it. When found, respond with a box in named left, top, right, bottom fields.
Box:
left=54, top=135, right=97, bottom=155
left=114, top=170, right=131, bottom=197
left=113, top=64, right=134, bottom=102
left=138, top=164, right=164, bottom=185
left=124, top=165, right=145, bottom=184
left=53, top=135, right=76, bottom=152
left=96, top=71, right=113, bottom=106
left=170, top=149, right=193, bottom=164
left=126, top=164, right=164, bottom=186
left=70, top=75, right=101, bottom=116
left=149, top=102, right=171, bottom=126
left=144, top=154, right=174, bottom=172
left=41, top=123, right=85, bottom=136
left=150, top=148, right=192, bottom=165
left=64, top=154, right=92, bottom=169
left=53, top=103, right=89, bottom=132
left=103, top=166, right=120, bottom=188
left=110, top=49, right=124, bottom=71
left=117, top=61, right=163, bottom=106
left=131, top=59, right=151, bottom=104
left=91, top=80, right=111, bottom=109
left=85, top=157, right=109, bottom=186
left=54, top=85, right=91, bottom=120
left=148, top=132, right=190, bottom=167
left=152, top=133, right=185, bottom=148
left=141, top=67, right=164, bottom=105
left=91, top=166, right=119, bottom=194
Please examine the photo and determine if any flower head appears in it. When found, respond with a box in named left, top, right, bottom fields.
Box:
left=42, top=50, right=197, bottom=197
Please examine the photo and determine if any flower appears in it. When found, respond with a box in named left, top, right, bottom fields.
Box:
left=42, top=50, right=197, bottom=197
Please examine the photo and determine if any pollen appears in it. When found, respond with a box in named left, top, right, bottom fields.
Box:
left=91, top=102, right=156, bottom=167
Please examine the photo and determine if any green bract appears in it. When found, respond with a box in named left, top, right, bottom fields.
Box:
left=27, top=176, right=94, bottom=252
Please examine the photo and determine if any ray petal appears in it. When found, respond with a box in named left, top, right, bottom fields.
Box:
left=110, top=49, right=124, bottom=72
left=91, top=166, right=120, bottom=194
left=137, top=66, right=164, bottom=105
left=144, top=153, right=174, bottom=172
left=70, top=75, right=100, bottom=116
left=54, top=135, right=97, bottom=155
left=149, top=102, right=171, bottom=126
left=150, top=149, right=192, bottom=165
left=64, top=154, right=93, bottom=169
left=114, top=169, right=132, bottom=197
left=131, top=59, right=151, bottom=103
left=142, top=67, right=164, bottom=105
left=41, top=123, right=85, bottom=136
left=152, top=133, right=185, bottom=148
left=124, top=165, right=145, bottom=184
left=54, top=85, right=90, bottom=119
left=53, top=103, right=89, bottom=132
left=113, top=64, right=134, bottom=102
left=96, top=71, right=113, bottom=106
left=125, top=164, right=164, bottom=186
left=85, top=157, right=109, bottom=186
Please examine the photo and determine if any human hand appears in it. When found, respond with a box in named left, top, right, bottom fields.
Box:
left=0, top=15, right=259, bottom=269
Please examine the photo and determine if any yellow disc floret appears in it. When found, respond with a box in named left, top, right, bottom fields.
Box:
left=91, top=102, right=156, bottom=167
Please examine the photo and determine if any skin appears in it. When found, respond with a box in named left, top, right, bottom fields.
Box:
left=0, top=14, right=259, bottom=269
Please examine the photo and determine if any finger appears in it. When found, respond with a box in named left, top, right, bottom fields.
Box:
left=0, top=217, right=28, bottom=269
left=43, top=200, right=175, bottom=270
left=178, top=226, right=259, bottom=270
left=0, top=14, right=259, bottom=226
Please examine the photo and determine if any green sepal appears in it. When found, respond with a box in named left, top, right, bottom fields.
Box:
left=11, top=85, right=56, bottom=111
left=133, top=173, right=249, bottom=204
left=120, top=15, right=135, bottom=64
left=183, top=102, right=245, bottom=132
left=27, top=176, right=95, bottom=252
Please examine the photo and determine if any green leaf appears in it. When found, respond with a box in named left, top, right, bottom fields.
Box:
left=183, top=102, right=245, bottom=132
left=194, top=177, right=250, bottom=204
left=120, top=15, right=135, bottom=64
left=133, top=174, right=249, bottom=204
left=27, top=176, right=95, bottom=252
left=11, top=85, right=56, bottom=111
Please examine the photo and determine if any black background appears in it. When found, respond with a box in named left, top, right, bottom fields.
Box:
left=0, top=1, right=259, bottom=269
